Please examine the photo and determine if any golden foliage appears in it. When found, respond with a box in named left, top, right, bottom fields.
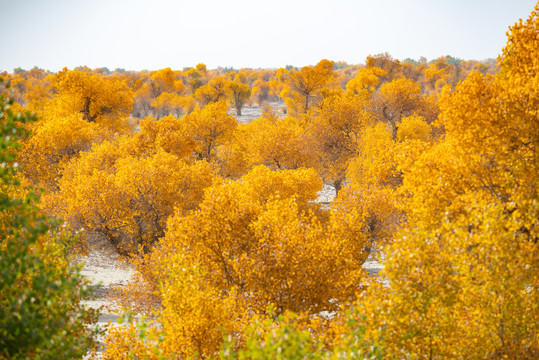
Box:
left=226, top=79, right=251, bottom=116
left=18, top=68, right=133, bottom=191
left=283, top=59, right=338, bottom=115
left=341, top=6, right=539, bottom=359
left=372, top=77, right=437, bottom=140
left=51, top=139, right=216, bottom=255
left=308, top=94, right=373, bottom=192
left=345, top=66, right=385, bottom=98
left=133, top=114, right=196, bottom=159
left=50, top=68, right=133, bottom=127
left=183, top=100, right=237, bottom=162
left=150, top=92, right=189, bottom=118
left=11, top=5, right=539, bottom=359
left=194, top=76, right=228, bottom=105
left=348, top=203, right=538, bottom=359
left=19, top=113, right=103, bottom=191
left=104, top=166, right=374, bottom=358
left=397, top=115, right=432, bottom=142
left=241, top=113, right=311, bottom=171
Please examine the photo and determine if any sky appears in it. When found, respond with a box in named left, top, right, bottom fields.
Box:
left=1, top=0, right=537, bottom=72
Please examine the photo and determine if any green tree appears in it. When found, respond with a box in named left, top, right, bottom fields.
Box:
left=0, top=79, right=99, bottom=359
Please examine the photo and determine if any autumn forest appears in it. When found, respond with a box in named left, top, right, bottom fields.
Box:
left=1, top=3, right=538, bottom=360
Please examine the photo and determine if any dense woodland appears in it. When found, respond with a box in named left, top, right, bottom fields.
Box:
left=1, top=3, right=538, bottom=359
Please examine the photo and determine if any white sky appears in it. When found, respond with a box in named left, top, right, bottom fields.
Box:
left=1, top=0, right=537, bottom=72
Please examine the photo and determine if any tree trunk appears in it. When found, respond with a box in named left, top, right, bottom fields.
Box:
left=333, top=178, right=343, bottom=196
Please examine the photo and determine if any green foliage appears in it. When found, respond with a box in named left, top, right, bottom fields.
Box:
left=0, top=79, right=99, bottom=359
left=220, top=308, right=383, bottom=360
left=402, top=58, right=420, bottom=66
left=98, top=67, right=112, bottom=74
left=437, top=55, right=463, bottom=65
left=332, top=61, right=350, bottom=70
left=221, top=312, right=322, bottom=360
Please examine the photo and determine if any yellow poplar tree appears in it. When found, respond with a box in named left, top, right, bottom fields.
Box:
left=19, top=68, right=133, bottom=191
left=183, top=100, right=237, bottom=162
left=225, top=79, right=252, bottom=116
left=105, top=165, right=373, bottom=358
left=52, top=139, right=216, bottom=255
left=194, top=75, right=228, bottom=106
left=242, top=113, right=312, bottom=171
left=282, top=59, right=338, bottom=115
left=49, top=68, right=133, bottom=128
left=307, top=93, right=373, bottom=193
left=370, top=77, right=437, bottom=140
left=337, top=5, right=539, bottom=359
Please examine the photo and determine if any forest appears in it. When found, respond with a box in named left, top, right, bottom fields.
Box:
left=0, top=4, right=537, bottom=360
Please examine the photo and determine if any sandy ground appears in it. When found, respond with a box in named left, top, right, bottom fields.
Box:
left=77, top=241, right=135, bottom=358
left=229, top=101, right=287, bottom=124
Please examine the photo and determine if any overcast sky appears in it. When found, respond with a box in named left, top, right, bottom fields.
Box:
left=1, top=0, right=537, bottom=72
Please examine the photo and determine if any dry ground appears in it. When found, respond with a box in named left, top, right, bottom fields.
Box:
left=229, top=101, right=287, bottom=124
